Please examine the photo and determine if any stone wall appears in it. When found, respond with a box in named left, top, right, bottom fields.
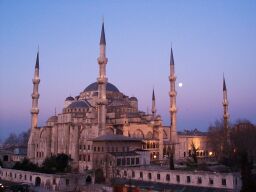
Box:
left=118, top=167, right=242, bottom=192
left=0, top=168, right=92, bottom=191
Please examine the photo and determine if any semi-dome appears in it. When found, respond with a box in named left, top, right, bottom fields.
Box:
left=65, top=96, right=74, bottom=101
left=84, top=82, right=119, bottom=92
left=47, top=115, right=58, bottom=122
left=129, top=96, right=138, bottom=101
left=67, top=100, right=90, bottom=109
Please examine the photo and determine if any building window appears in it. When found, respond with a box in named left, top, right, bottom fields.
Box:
left=209, top=178, right=214, bottom=185
left=122, top=158, right=125, bottom=166
left=79, top=145, right=82, bottom=150
left=132, top=171, right=135, bottom=178
left=176, top=175, right=180, bottom=183
left=131, top=158, right=135, bottom=165
left=30, top=175, right=32, bottom=181
left=79, top=155, right=82, bottom=161
left=122, top=146, right=125, bottom=152
left=187, top=176, right=191, bottom=183
left=24, top=175, right=27, bottom=180
left=66, top=179, right=69, bottom=186
left=98, top=147, right=100, bottom=152
left=222, top=178, right=226, bottom=186
left=140, top=172, right=143, bottom=178
left=124, top=171, right=127, bottom=177
left=166, top=174, right=170, bottom=181
left=197, top=177, right=202, bottom=184
left=3, top=155, right=8, bottom=161
left=94, top=147, right=96, bottom=151
left=127, top=158, right=130, bottom=165
left=157, top=174, right=161, bottom=180
left=88, top=145, right=90, bottom=150
left=117, top=159, right=121, bottom=166
left=136, top=158, right=139, bottom=164
left=102, top=146, right=104, bottom=152
left=15, top=173, right=16, bottom=178
left=148, top=173, right=152, bottom=180
left=53, top=178, right=56, bottom=184
left=83, top=145, right=86, bottom=150
left=88, top=155, right=90, bottom=162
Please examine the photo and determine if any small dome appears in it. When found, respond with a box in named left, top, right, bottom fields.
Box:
left=67, top=100, right=90, bottom=109
left=47, top=115, right=57, bottom=122
left=65, top=96, right=74, bottom=101
left=84, top=82, right=119, bottom=92
left=129, top=97, right=138, bottom=101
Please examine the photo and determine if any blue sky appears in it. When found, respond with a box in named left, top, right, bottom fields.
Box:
left=0, top=1, right=256, bottom=141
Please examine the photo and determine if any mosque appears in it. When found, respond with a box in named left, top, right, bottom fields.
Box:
left=27, top=22, right=228, bottom=174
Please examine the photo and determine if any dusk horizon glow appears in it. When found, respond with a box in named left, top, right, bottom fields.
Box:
left=1, top=1, right=256, bottom=141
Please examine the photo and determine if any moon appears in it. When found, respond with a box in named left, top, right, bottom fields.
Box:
left=178, top=82, right=183, bottom=87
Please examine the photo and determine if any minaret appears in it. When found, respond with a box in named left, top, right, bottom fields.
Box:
left=28, top=51, right=40, bottom=161
left=152, top=89, right=156, bottom=119
left=169, top=48, right=177, bottom=143
left=223, top=76, right=230, bottom=144
left=31, top=51, right=40, bottom=129
left=97, top=21, right=108, bottom=135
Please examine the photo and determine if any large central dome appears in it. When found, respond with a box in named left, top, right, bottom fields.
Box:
left=84, top=82, right=119, bottom=92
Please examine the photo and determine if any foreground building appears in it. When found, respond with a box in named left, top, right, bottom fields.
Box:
left=27, top=22, right=213, bottom=175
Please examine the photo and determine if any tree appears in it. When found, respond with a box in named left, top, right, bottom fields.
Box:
left=13, top=158, right=39, bottom=172
left=191, top=142, right=199, bottom=165
left=4, top=133, right=19, bottom=146
left=207, top=120, right=231, bottom=161
left=240, top=151, right=256, bottom=192
left=41, top=153, right=72, bottom=173
left=3, top=130, right=30, bottom=147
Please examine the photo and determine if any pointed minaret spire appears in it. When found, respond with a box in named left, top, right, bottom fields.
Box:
left=152, top=89, right=156, bottom=119
left=223, top=75, right=230, bottom=145
left=97, top=20, right=108, bottom=136
left=170, top=47, right=175, bottom=65
left=35, top=51, right=39, bottom=69
left=223, top=76, right=227, bottom=91
left=100, top=22, right=106, bottom=45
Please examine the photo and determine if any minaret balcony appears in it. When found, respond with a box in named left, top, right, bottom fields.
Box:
left=169, top=91, right=176, bottom=97
left=31, top=93, right=40, bottom=99
left=169, top=76, right=176, bottom=81
left=97, top=57, right=108, bottom=65
left=224, top=114, right=229, bottom=119
left=31, top=108, right=39, bottom=114
left=223, top=101, right=228, bottom=106
left=96, top=98, right=108, bottom=105
left=97, top=77, right=108, bottom=84
left=32, top=79, right=40, bottom=84
left=169, top=107, right=177, bottom=113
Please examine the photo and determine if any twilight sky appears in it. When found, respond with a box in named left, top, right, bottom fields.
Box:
left=0, top=1, right=256, bottom=141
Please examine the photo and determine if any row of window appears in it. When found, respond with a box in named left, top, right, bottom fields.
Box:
left=143, top=142, right=159, bottom=149
left=36, top=151, right=44, bottom=158
left=93, top=146, right=129, bottom=153
left=2, top=172, right=32, bottom=182
left=79, top=144, right=91, bottom=151
left=79, top=154, right=91, bottom=162
left=117, top=157, right=140, bottom=166
left=123, top=171, right=227, bottom=186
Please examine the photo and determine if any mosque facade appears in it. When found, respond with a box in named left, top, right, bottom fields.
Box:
left=27, top=22, right=215, bottom=174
